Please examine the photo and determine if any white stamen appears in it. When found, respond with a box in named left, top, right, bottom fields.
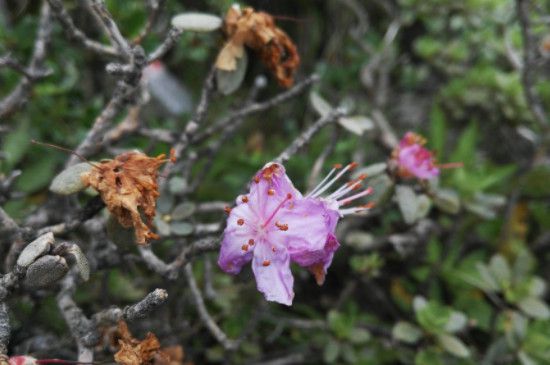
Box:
left=328, top=180, right=361, bottom=200
left=307, top=167, right=337, bottom=197
left=338, top=187, right=373, bottom=206
left=310, top=164, right=353, bottom=198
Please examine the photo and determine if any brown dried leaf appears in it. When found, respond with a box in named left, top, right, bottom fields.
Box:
left=215, top=6, right=300, bottom=87
left=81, top=151, right=170, bottom=245
left=114, top=321, right=162, bottom=365
left=113, top=321, right=188, bottom=365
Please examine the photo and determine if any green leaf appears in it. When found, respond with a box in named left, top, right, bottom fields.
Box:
left=415, top=348, right=444, bottom=365
left=433, top=188, right=460, bottom=214
left=416, top=301, right=453, bottom=334
left=338, top=115, right=374, bottom=135
left=445, top=311, right=468, bottom=333
left=349, top=327, right=371, bottom=344
left=450, top=123, right=477, bottom=166
left=437, top=333, right=470, bottom=358
left=17, top=154, right=58, bottom=193
left=323, top=339, right=340, bottom=363
left=2, top=119, right=30, bottom=169
left=518, top=297, right=550, bottom=319
left=489, top=255, right=511, bottom=287
left=171, top=202, right=196, bottom=220
left=354, top=162, right=388, bottom=178
left=392, top=321, right=423, bottom=344
left=49, top=162, right=92, bottom=195
left=327, top=310, right=352, bottom=339
left=216, top=51, right=248, bottom=95
left=395, top=185, right=431, bottom=224
left=310, top=91, right=333, bottom=117
left=171, top=12, right=222, bottom=32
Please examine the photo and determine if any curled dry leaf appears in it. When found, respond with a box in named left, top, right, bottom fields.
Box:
left=114, top=320, right=161, bottom=365
left=215, top=5, right=300, bottom=88
left=114, top=321, right=188, bottom=365
left=81, top=151, right=173, bottom=245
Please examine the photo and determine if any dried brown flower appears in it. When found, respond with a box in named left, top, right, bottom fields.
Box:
left=113, top=321, right=188, bottom=365
left=81, top=151, right=171, bottom=245
left=215, top=5, right=300, bottom=88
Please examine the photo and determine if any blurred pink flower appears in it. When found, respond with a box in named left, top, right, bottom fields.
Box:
left=393, top=132, right=439, bottom=180
left=9, top=356, right=36, bottom=365
left=218, top=162, right=373, bottom=305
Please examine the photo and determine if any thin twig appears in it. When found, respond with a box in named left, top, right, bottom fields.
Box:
left=46, top=0, right=118, bottom=57
left=0, top=1, right=52, bottom=120
left=275, top=109, right=345, bottom=164
left=184, top=263, right=237, bottom=350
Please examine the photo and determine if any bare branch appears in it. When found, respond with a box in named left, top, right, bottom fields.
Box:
left=46, top=0, right=119, bottom=57
left=275, top=109, right=345, bottom=164
left=184, top=263, right=237, bottom=350
left=87, top=0, right=131, bottom=59
left=147, top=27, right=184, bottom=62
left=0, top=1, right=52, bottom=120
left=92, top=288, right=168, bottom=324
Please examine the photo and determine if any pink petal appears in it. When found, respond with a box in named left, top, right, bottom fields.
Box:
left=308, top=233, right=340, bottom=285
left=218, top=203, right=256, bottom=274
left=248, top=163, right=302, bottom=222
left=252, top=240, right=294, bottom=305
left=266, top=198, right=339, bottom=267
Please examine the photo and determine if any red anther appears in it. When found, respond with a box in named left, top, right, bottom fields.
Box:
left=286, top=193, right=292, bottom=199
left=358, top=173, right=367, bottom=180
left=267, top=188, right=275, bottom=196
left=333, top=163, right=343, bottom=169
left=241, top=244, right=249, bottom=251
left=224, top=206, right=232, bottom=214
left=262, top=260, right=271, bottom=267
left=275, top=222, right=288, bottom=231
left=363, top=202, right=376, bottom=209
left=248, top=239, right=255, bottom=245
left=237, top=218, right=245, bottom=225
left=254, top=176, right=260, bottom=183
left=242, top=195, right=249, bottom=203
left=353, top=183, right=363, bottom=190
left=349, top=162, right=358, bottom=170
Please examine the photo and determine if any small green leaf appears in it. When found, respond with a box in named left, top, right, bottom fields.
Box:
left=171, top=202, right=197, bottom=220
left=433, top=188, right=460, bottom=214
left=338, top=115, right=374, bottom=135
left=49, top=162, right=93, bottom=195
left=171, top=12, right=222, bottom=32
left=354, top=162, right=388, bottom=178
left=323, top=339, right=340, bottom=363
left=518, top=297, right=550, bottom=319
left=489, top=255, right=511, bottom=287
left=310, top=91, right=332, bottom=117
left=170, top=221, right=194, bottom=236
left=216, top=51, right=248, bottom=95
left=168, top=176, right=187, bottom=194
left=349, top=327, right=371, bottom=344
left=445, top=311, right=468, bottom=333
left=437, top=333, right=470, bottom=358
left=392, top=321, right=423, bottom=344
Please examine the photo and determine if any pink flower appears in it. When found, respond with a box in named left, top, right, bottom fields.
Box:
left=393, top=132, right=439, bottom=180
left=9, top=356, right=37, bottom=365
left=218, top=162, right=373, bottom=305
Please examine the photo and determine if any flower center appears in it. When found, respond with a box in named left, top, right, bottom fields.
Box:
left=262, top=193, right=293, bottom=229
